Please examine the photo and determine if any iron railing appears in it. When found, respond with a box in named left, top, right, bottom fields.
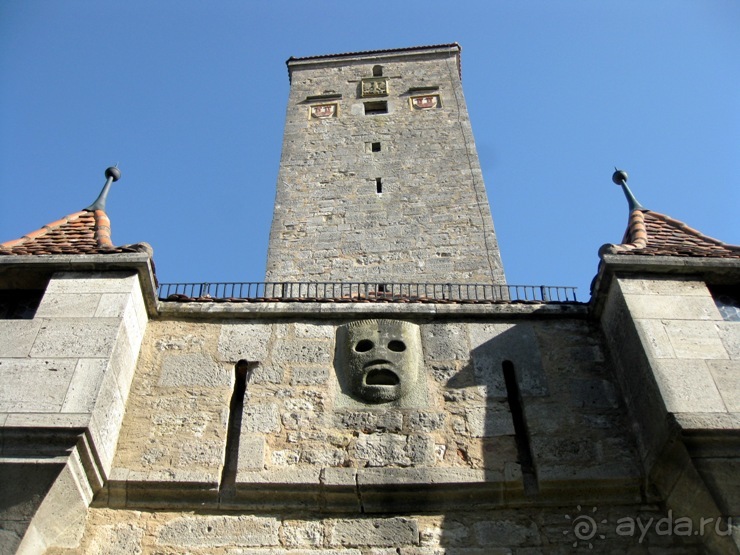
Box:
left=158, top=282, right=578, bottom=303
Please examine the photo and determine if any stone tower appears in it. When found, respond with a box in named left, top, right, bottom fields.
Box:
left=266, top=44, right=506, bottom=284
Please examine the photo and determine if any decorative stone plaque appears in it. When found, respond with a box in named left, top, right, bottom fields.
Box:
left=410, top=95, right=440, bottom=110
left=361, top=77, right=389, bottom=98
left=310, top=103, right=337, bottom=119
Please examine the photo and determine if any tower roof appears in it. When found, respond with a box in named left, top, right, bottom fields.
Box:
left=286, top=43, right=462, bottom=81
left=0, top=209, right=150, bottom=256
left=600, top=208, right=740, bottom=259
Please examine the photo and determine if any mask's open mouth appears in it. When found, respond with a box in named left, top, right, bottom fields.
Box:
left=365, top=368, right=400, bottom=386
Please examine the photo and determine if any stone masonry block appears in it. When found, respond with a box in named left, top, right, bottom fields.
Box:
left=421, top=323, right=470, bottom=361
left=717, top=322, right=740, bottom=360
left=159, top=353, right=231, bottom=387
left=635, top=319, right=676, bottom=358
left=93, top=293, right=130, bottom=318
left=273, top=338, right=332, bottom=365
left=239, top=434, right=266, bottom=471
left=473, top=518, right=540, bottom=547
left=90, top=368, right=126, bottom=473
left=87, top=523, right=145, bottom=555
left=0, top=320, right=41, bottom=357
left=30, top=319, right=120, bottom=358
left=335, top=411, right=403, bottom=433
left=46, top=271, right=139, bottom=294
left=243, top=403, right=281, bottom=433
left=291, top=365, right=329, bottom=385
left=653, top=359, right=725, bottom=413
left=281, top=519, right=324, bottom=547
left=35, top=292, right=101, bottom=318
left=468, top=323, right=546, bottom=397
left=329, top=517, right=418, bottom=547
left=351, top=433, right=434, bottom=467
left=294, top=323, right=335, bottom=339
left=61, top=358, right=108, bottom=413
left=465, top=406, right=515, bottom=437
left=218, top=323, right=272, bottom=362
left=623, top=294, right=720, bottom=321
left=664, top=320, right=728, bottom=360
left=156, top=515, right=279, bottom=547
left=0, top=358, right=77, bottom=412
left=707, top=360, right=740, bottom=412
left=617, top=278, right=709, bottom=297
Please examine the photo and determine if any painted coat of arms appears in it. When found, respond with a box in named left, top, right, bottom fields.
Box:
left=310, top=104, right=337, bottom=119
left=411, top=95, right=439, bottom=110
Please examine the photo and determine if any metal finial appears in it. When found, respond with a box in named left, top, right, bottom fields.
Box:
left=611, top=167, right=644, bottom=211
left=85, top=166, right=122, bottom=212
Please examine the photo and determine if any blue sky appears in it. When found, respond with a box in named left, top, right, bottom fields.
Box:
left=1, top=1, right=738, bottom=300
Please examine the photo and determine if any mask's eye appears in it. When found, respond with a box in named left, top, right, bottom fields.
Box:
left=355, top=339, right=374, bottom=352
left=388, top=340, right=406, bottom=352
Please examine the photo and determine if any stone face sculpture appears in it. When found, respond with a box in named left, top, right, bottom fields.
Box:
left=336, top=319, right=422, bottom=404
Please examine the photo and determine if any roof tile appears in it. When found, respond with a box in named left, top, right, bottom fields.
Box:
left=0, top=209, right=151, bottom=257
left=601, top=209, right=740, bottom=259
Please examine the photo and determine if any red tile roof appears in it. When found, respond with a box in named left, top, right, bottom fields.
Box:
left=0, top=209, right=150, bottom=256
left=601, top=209, right=740, bottom=259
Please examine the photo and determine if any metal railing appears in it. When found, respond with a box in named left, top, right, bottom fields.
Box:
left=158, top=282, right=578, bottom=303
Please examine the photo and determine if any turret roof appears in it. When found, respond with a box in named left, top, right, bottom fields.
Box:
left=600, top=208, right=740, bottom=259
left=0, top=209, right=150, bottom=256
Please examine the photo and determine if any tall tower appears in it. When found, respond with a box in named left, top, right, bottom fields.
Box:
left=266, top=44, right=505, bottom=284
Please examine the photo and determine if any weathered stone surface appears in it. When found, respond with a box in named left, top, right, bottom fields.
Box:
left=0, top=320, right=41, bottom=357
left=238, top=434, right=265, bottom=471
left=291, top=365, right=329, bottom=385
left=329, top=517, right=418, bottom=547
left=61, top=358, right=108, bottom=413
left=652, top=359, right=725, bottom=413
left=618, top=278, right=709, bottom=297
left=464, top=406, right=515, bottom=437
left=45, top=271, right=140, bottom=294
left=422, top=324, right=470, bottom=361
left=635, top=319, right=676, bottom=358
left=87, top=523, right=145, bottom=555
left=30, top=319, right=120, bottom=358
left=219, top=323, right=272, bottom=361
left=351, top=433, right=434, bottom=467
left=717, top=322, right=740, bottom=360
left=35, top=292, right=101, bottom=318
left=707, top=360, right=740, bottom=412
left=623, top=293, right=720, bottom=321
left=0, top=359, right=78, bottom=412
left=159, top=352, right=231, bottom=387
left=243, top=403, right=281, bottom=433
left=156, top=515, right=279, bottom=547
left=473, top=518, right=540, bottom=546
left=281, top=519, right=324, bottom=547
left=334, top=410, right=403, bottom=433
left=663, top=320, right=728, bottom=360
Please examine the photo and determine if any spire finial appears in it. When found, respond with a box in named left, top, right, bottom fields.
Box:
left=612, top=167, right=644, bottom=211
left=84, top=166, right=121, bottom=212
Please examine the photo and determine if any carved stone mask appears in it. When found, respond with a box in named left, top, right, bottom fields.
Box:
left=337, top=319, right=421, bottom=404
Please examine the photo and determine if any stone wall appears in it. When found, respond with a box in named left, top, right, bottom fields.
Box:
left=266, top=46, right=505, bottom=284
left=105, top=315, right=638, bottom=505
left=0, top=271, right=148, bottom=552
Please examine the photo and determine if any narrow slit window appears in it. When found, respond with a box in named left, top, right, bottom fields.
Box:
left=502, top=360, right=538, bottom=495
left=220, top=360, right=253, bottom=497
left=375, top=178, right=382, bottom=194
left=371, top=142, right=381, bottom=152
left=364, top=101, right=388, bottom=115
left=373, top=65, right=383, bottom=77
